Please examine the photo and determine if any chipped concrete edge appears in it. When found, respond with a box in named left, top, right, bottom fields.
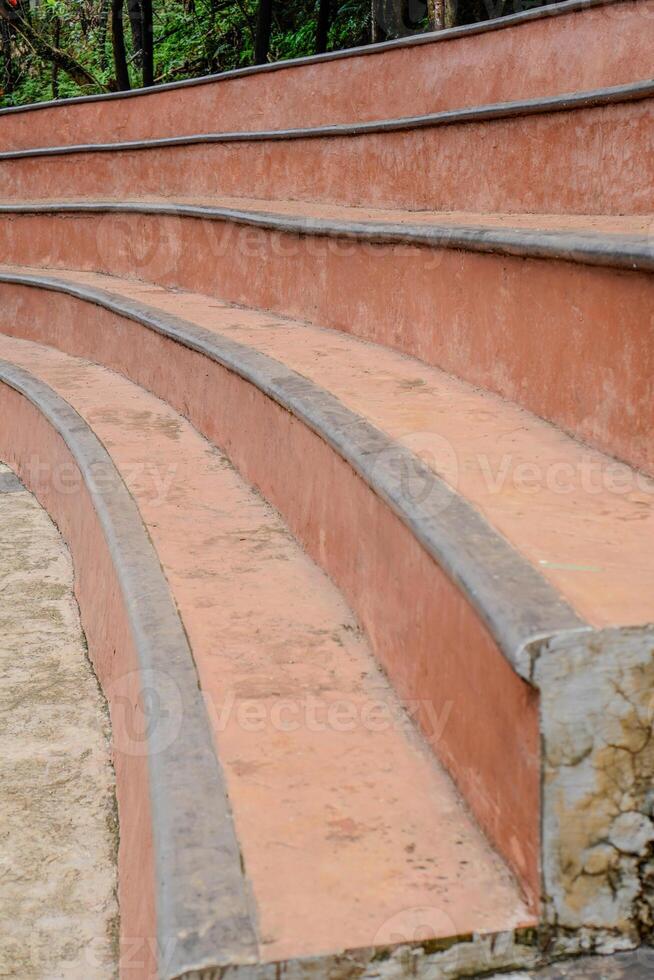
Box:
left=1, top=78, right=653, bottom=160
left=520, top=626, right=654, bottom=957
left=495, top=947, right=654, bottom=977
left=170, top=928, right=542, bottom=980
left=0, top=0, right=628, bottom=117
left=0, top=201, right=651, bottom=274
left=0, top=358, right=260, bottom=979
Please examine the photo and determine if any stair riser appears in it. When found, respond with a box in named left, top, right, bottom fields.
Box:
left=0, top=282, right=543, bottom=903
left=2, top=212, right=652, bottom=475
left=2, top=97, right=651, bottom=214
left=1, top=1, right=651, bottom=151
left=0, top=384, right=157, bottom=979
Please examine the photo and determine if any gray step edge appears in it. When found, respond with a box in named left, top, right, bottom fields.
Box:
left=0, top=358, right=260, bottom=978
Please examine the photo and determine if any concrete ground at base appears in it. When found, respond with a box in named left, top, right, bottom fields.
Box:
left=0, top=461, right=118, bottom=979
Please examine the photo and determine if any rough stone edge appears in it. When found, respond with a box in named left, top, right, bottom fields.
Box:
left=0, top=358, right=259, bottom=979
left=0, top=0, right=627, bottom=117
left=1, top=77, right=652, bottom=159
left=168, top=929, right=541, bottom=980
left=494, top=947, right=654, bottom=977
left=0, top=270, right=588, bottom=671
left=0, top=202, right=651, bottom=274
left=518, top=627, right=654, bottom=956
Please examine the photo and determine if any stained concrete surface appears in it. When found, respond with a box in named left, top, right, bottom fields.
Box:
left=0, top=462, right=118, bottom=978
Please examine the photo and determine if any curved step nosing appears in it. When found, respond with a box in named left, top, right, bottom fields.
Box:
left=2, top=78, right=652, bottom=158
left=1, top=202, right=650, bottom=273
left=0, top=357, right=258, bottom=976
left=0, top=271, right=588, bottom=671
left=0, top=0, right=625, bottom=117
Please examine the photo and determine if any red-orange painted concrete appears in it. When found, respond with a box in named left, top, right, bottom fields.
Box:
left=2, top=94, right=652, bottom=213
left=0, top=336, right=534, bottom=960
left=0, top=0, right=652, bottom=149
left=0, top=290, right=542, bottom=903
left=0, top=212, right=651, bottom=476
left=4, top=270, right=652, bottom=632
left=0, top=385, right=157, bottom=979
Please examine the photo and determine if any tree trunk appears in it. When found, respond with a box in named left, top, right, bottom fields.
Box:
left=51, top=16, right=60, bottom=97
left=446, top=0, right=488, bottom=25
left=427, top=0, right=443, bottom=28
left=0, top=6, right=104, bottom=90
left=0, top=19, right=15, bottom=95
left=254, top=0, right=272, bottom=64
left=370, top=0, right=403, bottom=41
left=126, top=0, right=143, bottom=66
left=141, top=0, right=153, bottom=85
left=111, top=0, right=131, bottom=90
left=315, top=0, right=332, bottom=53
left=97, top=0, right=110, bottom=72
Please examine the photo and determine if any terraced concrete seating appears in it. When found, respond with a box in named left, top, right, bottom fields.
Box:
left=0, top=338, right=536, bottom=978
left=1, top=2, right=653, bottom=977
left=2, top=265, right=654, bottom=968
left=1, top=82, right=652, bottom=213
left=0, top=0, right=651, bottom=150
left=0, top=204, right=650, bottom=472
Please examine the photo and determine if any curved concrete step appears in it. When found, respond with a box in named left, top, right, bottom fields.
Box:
left=0, top=337, right=537, bottom=979
left=0, top=81, right=652, bottom=214
left=0, top=364, right=254, bottom=979
left=0, top=0, right=650, bottom=151
left=0, top=202, right=651, bottom=473
left=1, top=270, right=653, bottom=955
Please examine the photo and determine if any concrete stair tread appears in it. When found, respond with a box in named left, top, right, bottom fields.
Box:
left=5, top=194, right=653, bottom=235
left=0, top=198, right=650, bottom=270
left=4, top=264, right=652, bottom=635
left=0, top=331, right=534, bottom=964
left=151, top=196, right=654, bottom=237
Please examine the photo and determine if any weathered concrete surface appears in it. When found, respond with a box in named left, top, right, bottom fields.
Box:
left=521, top=628, right=654, bottom=956
left=0, top=205, right=651, bottom=476
left=0, top=337, right=535, bottom=969
left=492, top=947, right=654, bottom=978
left=0, top=89, right=652, bottom=214
left=0, top=462, right=118, bottom=978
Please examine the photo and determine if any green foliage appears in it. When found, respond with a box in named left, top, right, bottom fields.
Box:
left=5, top=0, right=554, bottom=107
left=0, top=0, right=559, bottom=106
left=0, top=0, right=378, bottom=106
